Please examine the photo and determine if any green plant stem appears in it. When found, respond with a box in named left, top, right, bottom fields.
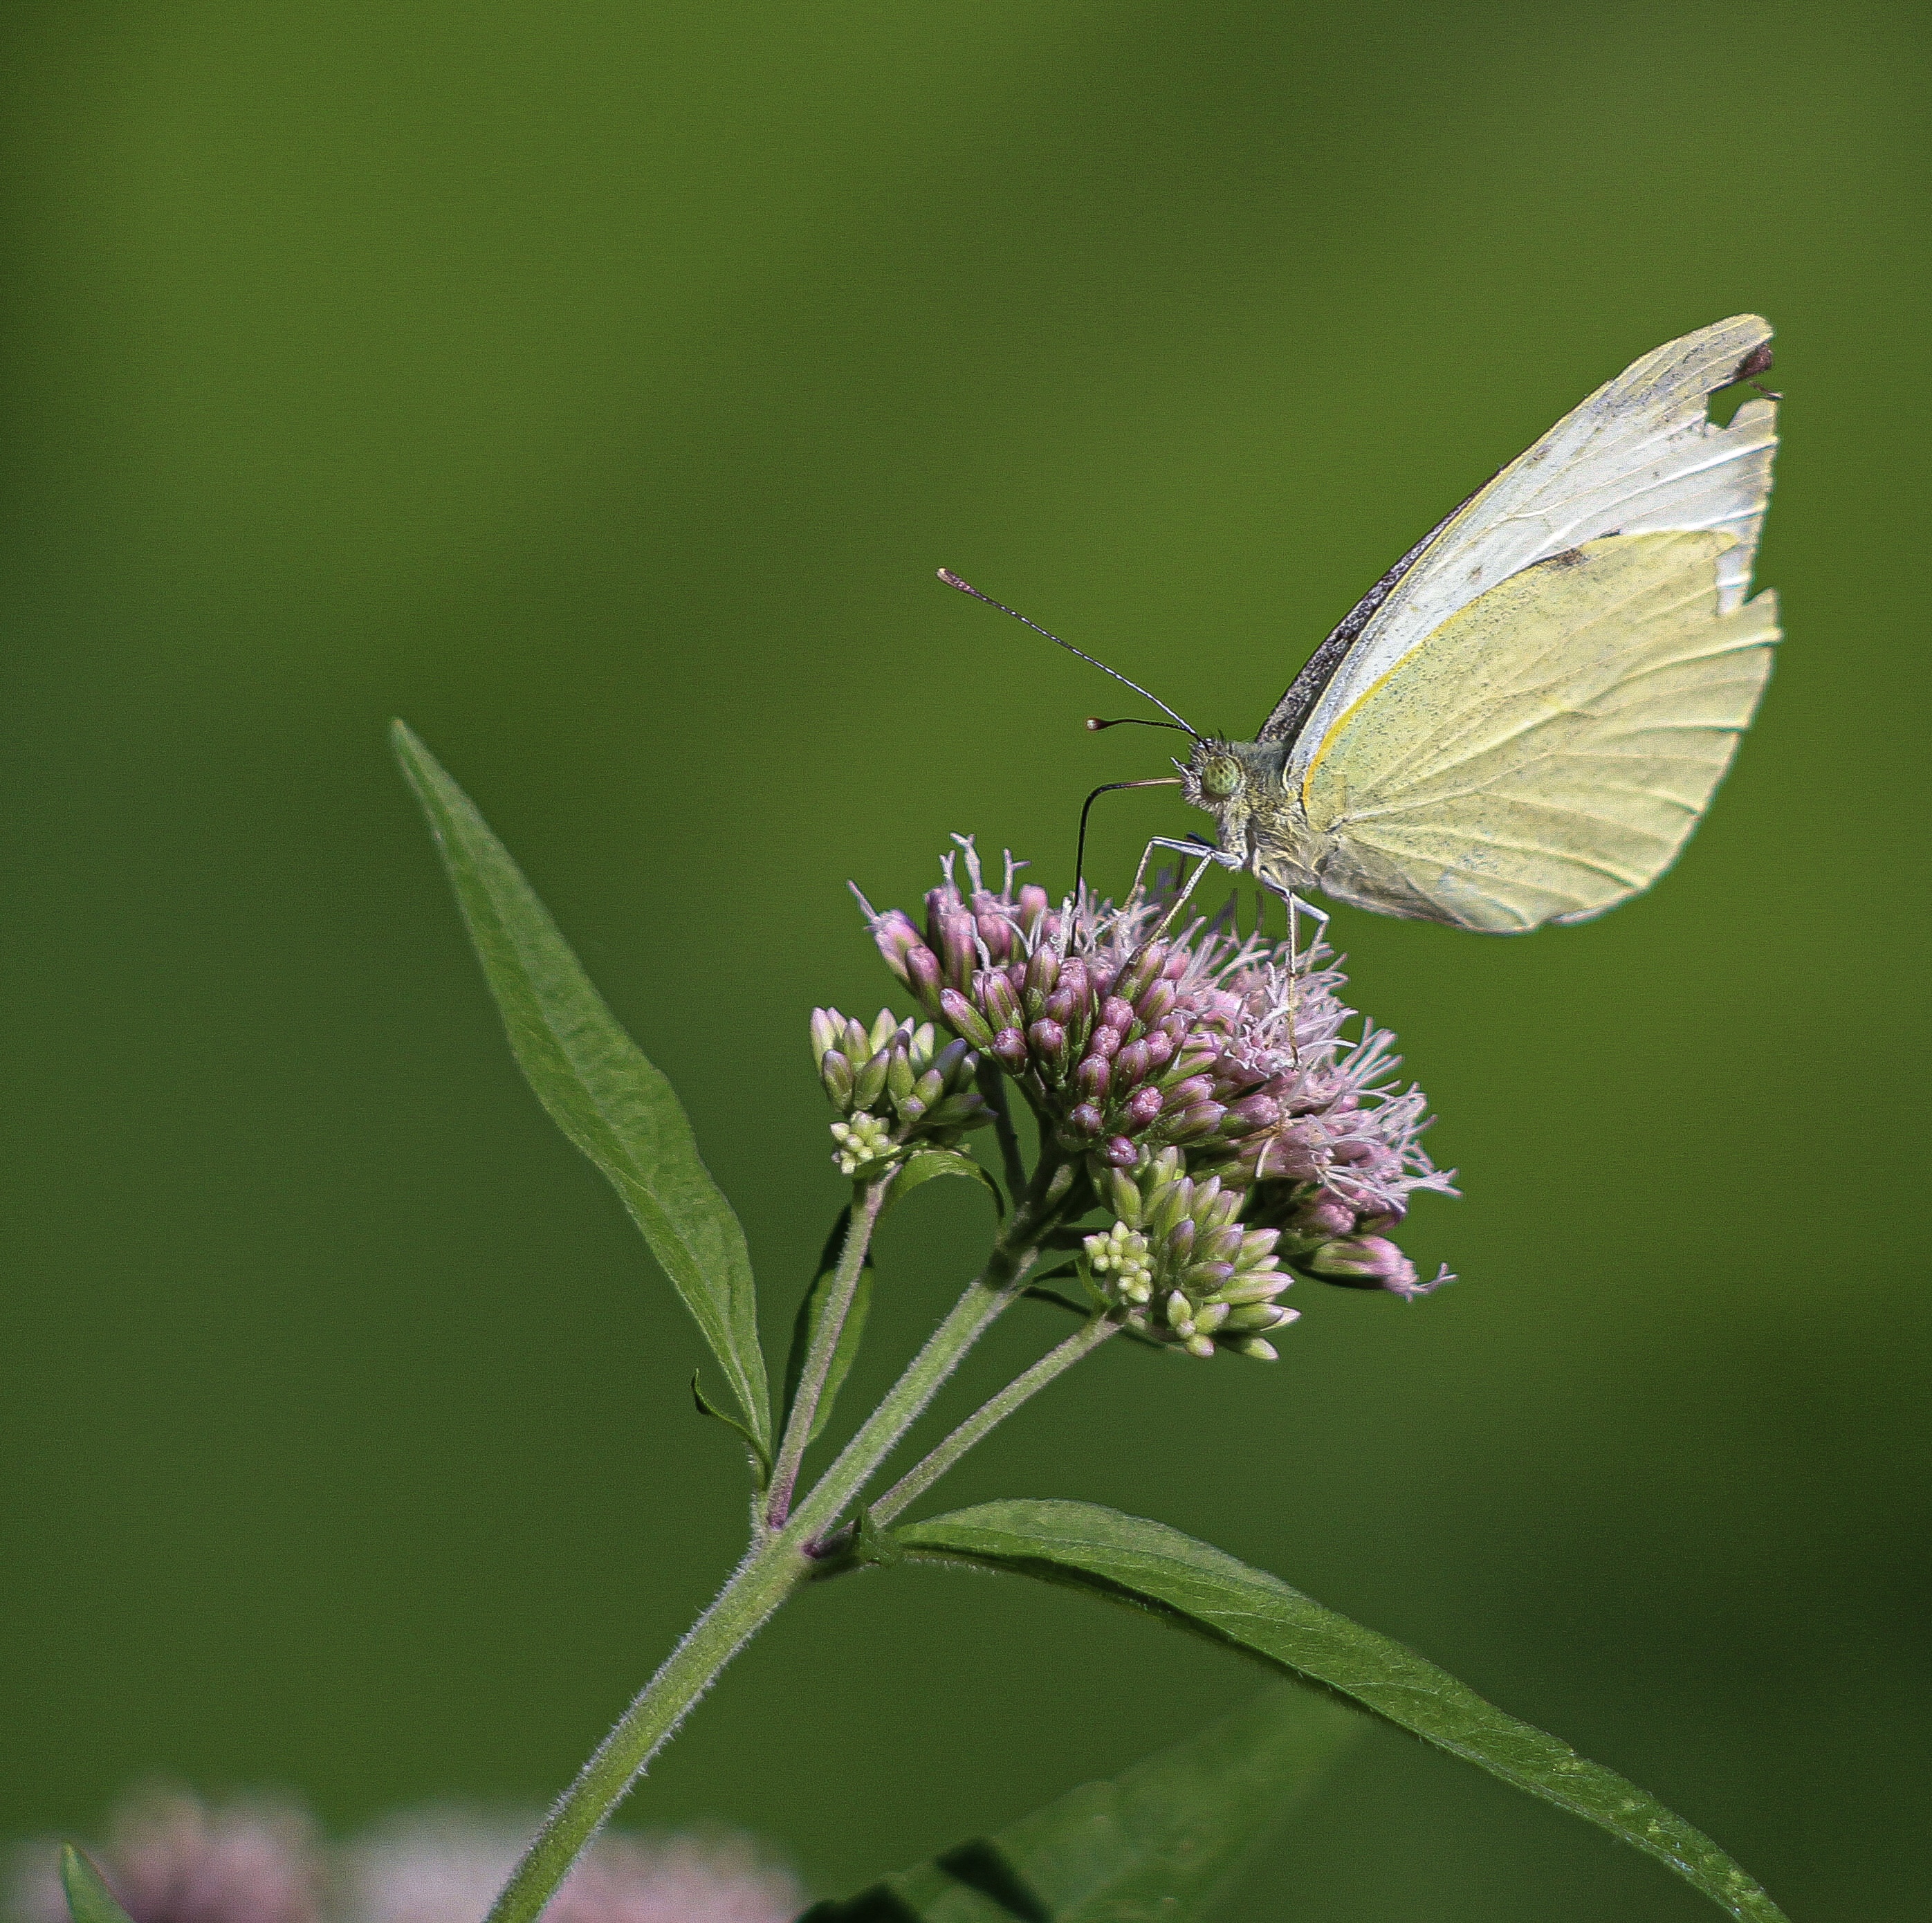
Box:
left=766, top=1177, right=890, bottom=1528
left=482, top=1149, right=1086, bottom=1923
left=482, top=1538, right=805, bottom=1923
left=869, top=1314, right=1120, bottom=1527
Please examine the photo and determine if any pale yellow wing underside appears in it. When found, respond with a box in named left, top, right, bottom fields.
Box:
left=1301, top=531, right=1777, bottom=933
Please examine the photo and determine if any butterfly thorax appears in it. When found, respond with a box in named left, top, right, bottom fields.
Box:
left=1179, top=736, right=1331, bottom=896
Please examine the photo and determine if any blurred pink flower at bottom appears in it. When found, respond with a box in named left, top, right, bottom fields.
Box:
left=10, top=1790, right=324, bottom=1923
left=346, top=1815, right=802, bottom=1923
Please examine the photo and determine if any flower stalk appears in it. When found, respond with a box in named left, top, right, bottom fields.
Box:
left=766, top=1175, right=892, bottom=1529
left=869, top=1312, right=1120, bottom=1529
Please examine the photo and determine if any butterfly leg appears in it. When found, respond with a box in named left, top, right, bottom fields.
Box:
left=1132, top=836, right=1240, bottom=946
left=1258, top=883, right=1329, bottom=1061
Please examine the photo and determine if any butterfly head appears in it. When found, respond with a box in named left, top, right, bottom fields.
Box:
left=1179, top=736, right=1286, bottom=812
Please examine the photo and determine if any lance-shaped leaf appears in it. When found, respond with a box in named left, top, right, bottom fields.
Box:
left=801, top=1684, right=1358, bottom=1921
left=394, top=721, right=769, bottom=1450
left=899, top=1500, right=1786, bottom=1923
left=59, top=1848, right=136, bottom=1923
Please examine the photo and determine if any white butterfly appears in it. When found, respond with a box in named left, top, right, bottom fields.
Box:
left=950, top=315, right=1780, bottom=936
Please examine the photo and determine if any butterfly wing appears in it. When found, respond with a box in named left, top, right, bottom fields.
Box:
left=1262, top=316, right=1778, bottom=782
left=1299, top=531, right=1776, bottom=932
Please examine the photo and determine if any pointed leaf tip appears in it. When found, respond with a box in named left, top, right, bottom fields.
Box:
left=899, top=1500, right=1787, bottom=1923
left=60, top=1848, right=136, bottom=1923
left=394, top=726, right=770, bottom=1450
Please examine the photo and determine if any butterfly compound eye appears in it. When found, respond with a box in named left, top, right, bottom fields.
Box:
left=1200, top=757, right=1244, bottom=800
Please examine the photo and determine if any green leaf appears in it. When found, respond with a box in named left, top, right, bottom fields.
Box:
left=887, top=1148, right=1005, bottom=1218
left=899, top=1500, right=1787, bottom=1923
left=781, top=1208, right=876, bottom=1448
left=60, top=1848, right=135, bottom=1923
left=393, top=721, right=769, bottom=1451
left=801, top=1684, right=1358, bottom=1920
left=692, top=1371, right=773, bottom=1483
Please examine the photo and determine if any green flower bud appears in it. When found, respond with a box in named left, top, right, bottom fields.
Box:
left=852, top=1051, right=890, bottom=1112
left=829, top=1113, right=894, bottom=1175
left=820, top=1051, right=856, bottom=1110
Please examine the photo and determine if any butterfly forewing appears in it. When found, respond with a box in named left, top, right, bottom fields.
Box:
left=1274, top=315, right=1777, bottom=795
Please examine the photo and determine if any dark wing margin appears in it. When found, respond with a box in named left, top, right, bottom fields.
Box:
left=1255, top=485, right=1481, bottom=746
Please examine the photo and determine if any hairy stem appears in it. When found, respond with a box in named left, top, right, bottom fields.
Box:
left=869, top=1314, right=1120, bottom=1527
left=483, top=1538, right=804, bottom=1923
left=766, top=1177, right=890, bottom=1527
left=482, top=1148, right=1083, bottom=1923
left=788, top=1147, right=1078, bottom=1543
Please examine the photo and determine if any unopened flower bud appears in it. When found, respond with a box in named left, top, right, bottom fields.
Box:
left=977, top=910, right=1014, bottom=962
left=820, top=1051, right=855, bottom=1109
left=829, top=1113, right=894, bottom=1175
left=1225, top=1092, right=1282, bottom=1132
left=1121, top=1084, right=1164, bottom=1129
left=1065, top=1102, right=1104, bottom=1140
left=1113, top=943, right=1166, bottom=1004
left=1112, top=1038, right=1151, bottom=1089
left=809, top=1008, right=842, bottom=1062
left=934, top=1036, right=974, bottom=1084
left=1134, top=978, right=1177, bottom=1024
left=1085, top=1022, right=1121, bottom=1061
left=1075, top=1055, right=1111, bottom=1104
left=852, top=1051, right=890, bottom=1112
left=1205, top=1273, right=1293, bottom=1305
left=886, top=1045, right=917, bottom=1104
left=1296, top=1190, right=1358, bottom=1240
left=1024, top=947, right=1060, bottom=1004
left=1303, top=1234, right=1417, bottom=1291
left=904, top=943, right=944, bottom=1015
left=1099, top=995, right=1135, bottom=1035
left=872, top=911, right=928, bottom=983
left=1163, top=1074, right=1215, bottom=1110
left=991, top=1027, right=1028, bottom=1068
left=1028, top=1017, right=1067, bottom=1066
left=939, top=912, right=978, bottom=988
left=1223, top=1302, right=1291, bottom=1332
left=1100, top=1134, right=1138, bottom=1168
left=939, top=987, right=997, bottom=1049
left=1164, top=1101, right=1226, bottom=1143
left=923, top=1092, right=991, bottom=1129
left=977, top=975, right=1020, bottom=1034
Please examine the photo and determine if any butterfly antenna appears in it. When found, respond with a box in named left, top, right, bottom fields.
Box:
left=938, top=569, right=1202, bottom=739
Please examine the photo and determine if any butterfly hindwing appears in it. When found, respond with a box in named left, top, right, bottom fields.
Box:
left=1300, top=532, right=1777, bottom=932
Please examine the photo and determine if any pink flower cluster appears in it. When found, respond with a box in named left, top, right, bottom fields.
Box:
left=855, top=840, right=1454, bottom=1298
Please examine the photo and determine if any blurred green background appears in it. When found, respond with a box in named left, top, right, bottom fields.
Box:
left=3, top=2, right=1926, bottom=1917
